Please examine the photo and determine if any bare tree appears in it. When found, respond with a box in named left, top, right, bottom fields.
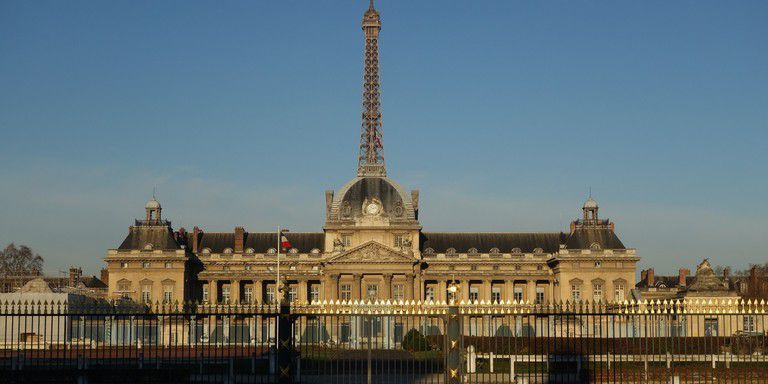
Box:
left=0, top=243, right=44, bottom=277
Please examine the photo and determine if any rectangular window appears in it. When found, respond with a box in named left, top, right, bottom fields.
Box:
left=244, top=286, right=253, bottom=303
left=164, top=262, right=173, bottom=269
left=593, top=283, right=603, bottom=302
left=394, top=235, right=403, bottom=248
left=535, top=287, right=545, bottom=305
left=310, top=285, right=320, bottom=303
left=340, top=284, right=352, bottom=301
left=266, top=286, right=276, bottom=304
left=141, top=285, right=152, bottom=304
left=744, top=315, right=756, bottom=333
left=163, top=285, right=173, bottom=303
left=341, top=235, right=352, bottom=247
left=221, top=286, right=231, bottom=304
left=491, top=286, right=502, bottom=303
left=425, top=286, right=435, bottom=302
left=340, top=323, right=350, bottom=343
left=514, top=287, right=524, bottom=302
left=142, top=262, right=151, bottom=269
left=704, top=318, right=719, bottom=336
left=571, top=285, right=581, bottom=302
left=469, top=286, right=479, bottom=303
left=121, top=262, right=129, bottom=269
left=393, top=284, right=405, bottom=301
left=614, top=283, right=625, bottom=302
left=366, top=284, right=378, bottom=301
left=202, top=286, right=209, bottom=303
left=288, top=286, right=297, bottom=302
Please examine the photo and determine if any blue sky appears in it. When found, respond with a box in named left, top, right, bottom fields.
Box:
left=1, top=1, right=766, bottom=277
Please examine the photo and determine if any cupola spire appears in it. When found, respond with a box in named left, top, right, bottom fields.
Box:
left=358, top=0, right=385, bottom=177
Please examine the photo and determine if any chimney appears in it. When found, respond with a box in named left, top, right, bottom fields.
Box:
left=570, top=221, right=577, bottom=234
left=68, top=267, right=82, bottom=287
left=641, top=270, right=648, bottom=283
left=234, top=226, right=245, bottom=253
left=647, top=268, right=655, bottom=287
left=192, top=226, right=201, bottom=253
left=325, top=190, right=334, bottom=219
left=100, top=268, right=109, bottom=286
left=678, top=268, right=690, bottom=287
left=609, top=222, right=615, bottom=232
left=723, top=267, right=731, bottom=279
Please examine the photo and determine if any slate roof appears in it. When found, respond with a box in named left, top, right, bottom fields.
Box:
left=564, top=228, right=626, bottom=250
left=420, top=232, right=567, bottom=253
left=197, top=232, right=325, bottom=253
left=118, top=226, right=180, bottom=250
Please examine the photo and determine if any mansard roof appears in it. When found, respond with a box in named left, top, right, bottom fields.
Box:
left=564, top=228, right=626, bottom=250
left=197, top=232, right=324, bottom=253
left=118, top=225, right=180, bottom=251
left=420, top=232, right=566, bottom=254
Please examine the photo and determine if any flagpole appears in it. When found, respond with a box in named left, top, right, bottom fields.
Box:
left=276, top=225, right=281, bottom=302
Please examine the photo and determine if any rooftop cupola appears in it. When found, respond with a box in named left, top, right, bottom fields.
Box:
left=582, top=196, right=599, bottom=222
left=145, top=196, right=162, bottom=222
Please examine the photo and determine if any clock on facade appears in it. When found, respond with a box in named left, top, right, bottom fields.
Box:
left=365, top=202, right=381, bottom=216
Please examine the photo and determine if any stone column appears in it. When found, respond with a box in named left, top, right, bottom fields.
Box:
left=329, top=274, right=340, bottom=300
left=210, top=280, right=218, bottom=304
left=483, top=280, right=491, bottom=302
left=438, top=280, right=447, bottom=302
left=527, top=280, right=536, bottom=303
left=505, top=280, right=513, bottom=302
left=254, top=280, right=262, bottom=305
left=298, top=280, right=308, bottom=304
left=406, top=275, right=415, bottom=301
left=353, top=274, right=362, bottom=301
left=383, top=274, right=393, bottom=300
left=232, top=279, right=241, bottom=304
left=461, top=280, right=470, bottom=302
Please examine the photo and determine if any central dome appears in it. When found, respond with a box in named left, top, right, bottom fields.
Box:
left=329, top=176, right=416, bottom=221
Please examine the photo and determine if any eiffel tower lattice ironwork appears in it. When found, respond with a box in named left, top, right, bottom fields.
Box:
left=357, top=0, right=386, bottom=177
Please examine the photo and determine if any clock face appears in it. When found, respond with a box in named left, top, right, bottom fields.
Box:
left=365, top=203, right=380, bottom=215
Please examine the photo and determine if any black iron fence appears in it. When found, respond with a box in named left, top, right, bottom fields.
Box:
left=1, top=298, right=767, bottom=383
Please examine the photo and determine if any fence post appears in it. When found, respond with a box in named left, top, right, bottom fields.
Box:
left=277, top=300, right=294, bottom=384
left=446, top=305, right=462, bottom=384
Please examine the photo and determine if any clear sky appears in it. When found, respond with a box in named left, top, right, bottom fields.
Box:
left=1, top=1, right=766, bottom=277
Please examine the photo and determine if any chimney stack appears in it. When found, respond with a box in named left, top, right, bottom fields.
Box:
left=647, top=268, right=655, bottom=286
left=100, top=268, right=109, bottom=286
left=192, top=226, right=201, bottom=253
left=678, top=268, right=690, bottom=287
left=641, top=270, right=648, bottom=283
left=234, top=226, right=245, bottom=253
left=68, top=267, right=82, bottom=287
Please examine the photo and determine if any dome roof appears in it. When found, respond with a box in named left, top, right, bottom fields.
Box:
left=583, top=197, right=598, bottom=209
left=330, top=176, right=416, bottom=221
left=145, top=197, right=161, bottom=210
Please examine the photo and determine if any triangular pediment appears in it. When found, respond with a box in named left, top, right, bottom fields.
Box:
left=327, top=241, right=417, bottom=264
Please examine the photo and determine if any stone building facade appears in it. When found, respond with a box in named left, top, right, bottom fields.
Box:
left=104, top=2, right=639, bottom=306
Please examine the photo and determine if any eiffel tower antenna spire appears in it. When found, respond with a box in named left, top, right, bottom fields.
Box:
left=358, top=0, right=385, bottom=177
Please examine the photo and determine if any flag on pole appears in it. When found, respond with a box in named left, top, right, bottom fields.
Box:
left=280, top=233, right=292, bottom=251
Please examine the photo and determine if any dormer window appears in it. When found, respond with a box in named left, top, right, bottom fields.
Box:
left=245, top=248, right=255, bottom=254
left=289, top=248, right=299, bottom=254
left=310, top=248, right=321, bottom=254
left=202, top=248, right=211, bottom=254
left=144, top=243, right=153, bottom=251
left=267, top=248, right=277, bottom=254
left=223, top=248, right=233, bottom=254
left=468, top=247, right=479, bottom=255
left=533, top=248, right=544, bottom=254
left=511, top=248, right=522, bottom=254
left=590, top=242, right=602, bottom=251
